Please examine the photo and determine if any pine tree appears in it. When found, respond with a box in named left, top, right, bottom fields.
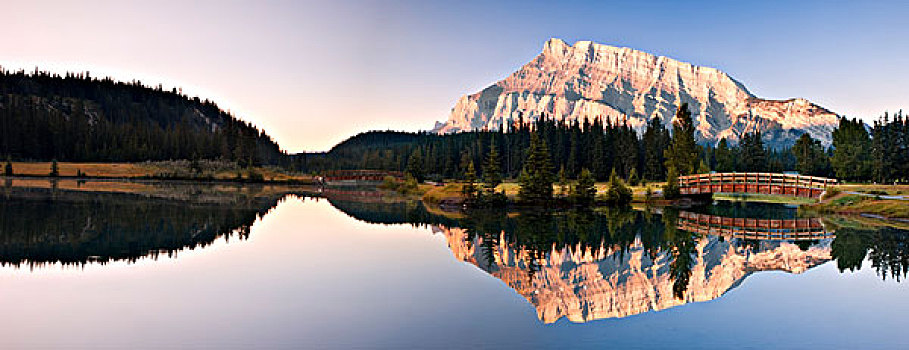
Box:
left=627, top=167, right=639, bottom=186
left=871, top=118, right=892, bottom=183
left=462, top=161, right=478, bottom=201
left=518, top=132, right=554, bottom=203
left=714, top=138, right=735, bottom=172
left=792, top=133, right=829, bottom=176
left=832, top=117, right=872, bottom=181
left=482, top=140, right=502, bottom=192
left=738, top=132, right=767, bottom=172
left=572, top=168, right=597, bottom=205
left=664, top=103, right=700, bottom=176
left=697, top=160, right=711, bottom=174
left=405, top=148, right=424, bottom=182
left=557, top=165, right=569, bottom=197
left=642, top=117, right=669, bottom=180
left=604, top=168, right=632, bottom=205
left=663, top=166, right=681, bottom=199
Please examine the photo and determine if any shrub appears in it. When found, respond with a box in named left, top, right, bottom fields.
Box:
left=604, top=169, right=632, bottom=205
left=571, top=168, right=597, bottom=205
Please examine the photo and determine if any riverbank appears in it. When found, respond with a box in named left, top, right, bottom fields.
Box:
left=804, top=191, right=909, bottom=219
left=0, top=177, right=321, bottom=203
left=3, top=161, right=316, bottom=184
left=418, top=180, right=663, bottom=206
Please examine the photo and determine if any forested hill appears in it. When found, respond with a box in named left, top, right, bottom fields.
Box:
left=0, top=69, right=284, bottom=165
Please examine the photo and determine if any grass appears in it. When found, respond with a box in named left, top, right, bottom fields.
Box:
left=1, top=177, right=321, bottom=202
left=422, top=183, right=467, bottom=204
left=835, top=183, right=909, bottom=196
left=806, top=192, right=909, bottom=219
left=421, top=180, right=663, bottom=205
left=8, top=162, right=157, bottom=177
left=3, top=161, right=315, bottom=183
left=713, top=193, right=818, bottom=205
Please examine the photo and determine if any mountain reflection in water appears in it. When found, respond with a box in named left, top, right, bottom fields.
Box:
left=1, top=186, right=908, bottom=325
left=325, top=198, right=909, bottom=323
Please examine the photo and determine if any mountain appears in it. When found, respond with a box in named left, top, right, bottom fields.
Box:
left=0, top=69, right=284, bottom=164
left=435, top=38, right=840, bottom=148
left=435, top=225, right=831, bottom=323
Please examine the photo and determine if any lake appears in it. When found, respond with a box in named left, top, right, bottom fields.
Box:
left=1, top=182, right=908, bottom=349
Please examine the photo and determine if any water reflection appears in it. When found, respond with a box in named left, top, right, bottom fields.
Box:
left=433, top=209, right=832, bottom=323
left=2, top=184, right=908, bottom=326
left=0, top=185, right=291, bottom=267
left=324, top=198, right=909, bottom=323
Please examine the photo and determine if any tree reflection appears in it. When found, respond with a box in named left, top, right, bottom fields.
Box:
left=832, top=227, right=909, bottom=281
left=316, top=197, right=909, bottom=287
left=0, top=187, right=287, bottom=267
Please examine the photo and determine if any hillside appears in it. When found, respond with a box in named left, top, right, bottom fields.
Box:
left=0, top=69, right=284, bottom=165
left=436, top=38, right=840, bottom=148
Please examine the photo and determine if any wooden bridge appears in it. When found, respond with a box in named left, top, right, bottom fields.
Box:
left=678, top=172, right=837, bottom=199
left=319, top=170, right=404, bottom=186
left=677, top=211, right=834, bottom=241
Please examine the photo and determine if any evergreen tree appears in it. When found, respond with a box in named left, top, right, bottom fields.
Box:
left=870, top=115, right=895, bottom=183
left=462, top=161, right=478, bottom=201
left=739, top=132, right=767, bottom=172
left=405, top=148, right=424, bottom=182
left=518, top=132, right=554, bottom=203
left=627, top=168, right=639, bottom=186
left=481, top=140, right=502, bottom=192
left=664, top=103, right=700, bottom=176
left=603, top=168, right=632, bottom=205
left=459, top=151, right=472, bottom=180
left=642, top=117, right=669, bottom=180
left=697, top=160, right=711, bottom=174
left=615, top=122, right=639, bottom=178
left=832, top=117, right=872, bottom=181
left=714, top=138, right=735, bottom=172
left=792, top=133, right=829, bottom=176
left=572, top=168, right=597, bottom=205
left=557, top=165, right=569, bottom=197
left=663, top=166, right=681, bottom=199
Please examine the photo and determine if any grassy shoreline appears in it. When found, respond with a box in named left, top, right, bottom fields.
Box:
left=3, top=161, right=317, bottom=184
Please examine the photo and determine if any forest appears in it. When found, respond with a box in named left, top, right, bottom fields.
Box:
left=0, top=69, right=285, bottom=165
left=307, top=105, right=909, bottom=184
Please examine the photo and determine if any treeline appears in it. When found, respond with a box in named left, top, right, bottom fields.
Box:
left=307, top=104, right=813, bottom=181
left=311, top=112, right=662, bottom=181
left=0, top=69, right=285, bottom=165
left=870, top=112, right=909, bottom=183
left=311, top=105, right=909, bottom=184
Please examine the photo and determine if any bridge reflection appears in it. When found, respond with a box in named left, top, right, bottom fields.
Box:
left=677, top=211, right=834, bottom=240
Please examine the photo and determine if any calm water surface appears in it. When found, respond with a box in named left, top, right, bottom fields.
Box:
left=1, top=185, right=908, bottom=349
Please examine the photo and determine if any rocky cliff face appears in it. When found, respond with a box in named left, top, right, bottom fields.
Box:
left=433, top=225, right=831, bottom=323
left=436, top=38, right=839, bottom=148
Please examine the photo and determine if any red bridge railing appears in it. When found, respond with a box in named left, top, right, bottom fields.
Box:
left=678, top=172, right=837, bottom=199
left=677, top=211, right=834, bottom=240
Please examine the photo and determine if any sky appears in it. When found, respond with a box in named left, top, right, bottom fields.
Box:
left=2, top=0, right=909, bottom=152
